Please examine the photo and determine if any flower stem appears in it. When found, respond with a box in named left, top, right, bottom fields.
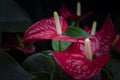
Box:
left=58, top=40, right=62, bottom=51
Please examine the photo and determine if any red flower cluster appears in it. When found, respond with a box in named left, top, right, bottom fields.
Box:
left=23, top=13, right=119, bottom=79
left=53, top=17, right=115, bottom=80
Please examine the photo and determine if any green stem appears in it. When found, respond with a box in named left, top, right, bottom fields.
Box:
left=58, top=40, right=62, bottom=51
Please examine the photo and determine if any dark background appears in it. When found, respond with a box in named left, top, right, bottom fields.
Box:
left=14, top=0, right=119, bottom=22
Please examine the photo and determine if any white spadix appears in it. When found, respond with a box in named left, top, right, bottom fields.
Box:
left=85, top=38, right=92, bottom=60
left=53, top=11, right=62, bottom=35
left=91, top=21, right=97, bottom=35
left=76, top=1, right=81, bottom=16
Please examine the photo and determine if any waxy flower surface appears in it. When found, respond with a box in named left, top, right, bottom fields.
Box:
left=23, top=16, right=77, bottom=43
left=83, top=17, right=118, bottom=54
left=95, top=17, right=116, bottom=55
left=53, top=35, right=110, bottom=80
left=53, top=16, right=116, bottom=80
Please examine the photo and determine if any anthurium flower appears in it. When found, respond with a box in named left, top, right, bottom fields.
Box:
left=96, top=17, right=120, bottom=54
left=53, top=35, right=110, bottom=80
left=53, top=16, right=117, bottom=80
left=1, top=33, right=35, bottom=55
left=95, top=16, right=116, bottom=55
left=84, top=17, right=117, bottom=54
left=23, top=16, right=77, bottom=43
left=60, top=5, right=93, bottom=21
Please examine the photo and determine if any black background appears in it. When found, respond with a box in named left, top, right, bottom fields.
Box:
left=14, top=0, right=119, bottom=22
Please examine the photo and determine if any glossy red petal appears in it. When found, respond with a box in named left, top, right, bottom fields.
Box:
left=96, top=16, right=116, bottom=54
left=53, top=34, right=111, bottom=80
left=53, top=35, right=103, bottom=80
left=53, top=51, right=110, bottom=80
left=23, top=17, right=68, bottom=43
left=60, top=5, right=93, bottom=20
left=65, top=35, right=99, bottom=55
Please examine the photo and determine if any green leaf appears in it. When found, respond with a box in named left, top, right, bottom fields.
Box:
left=101, top=66, right=113, bottom=80
left=64, top=27, right=88, bottom=38
left=52, top=27, right=88, bottom=52
left=0, top=48, right=34, bottom=80
left=32, top=72, right=49, bottom=80
left=52, top=40, right=71, bottom=51
left=41, top=50, right=53, bottom=56
left=106, top=58, right=120, bottom=80
left=22, top=53, right=55, bottom=80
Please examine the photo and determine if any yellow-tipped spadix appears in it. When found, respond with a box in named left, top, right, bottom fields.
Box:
left=85, top=38, right=92, bottom=60
left=53, top=11, right=62, bottom=35
left=91, top=21, right=97, bottom=35
left=16, top=34, right=25, bottom=48
left=112, top=35, right=120, bottom=46
left=76, top=1, right=81, bottom=16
